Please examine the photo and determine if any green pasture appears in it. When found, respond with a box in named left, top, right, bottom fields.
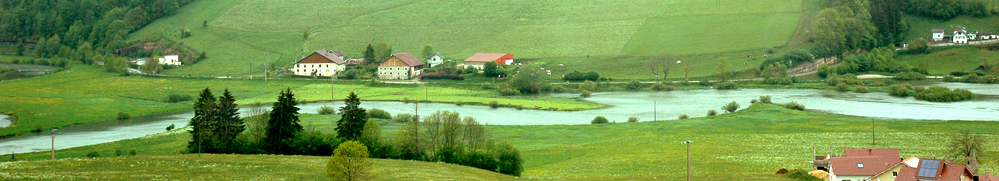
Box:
left=903, top=15, right=999, bottom=41
left=898, top=46, right=999, bottom=75
left=128, top=0, right=806, bottom=77
left=7, top=104, right=997, bottom=180
left=0, top=61, right=596, bottom=136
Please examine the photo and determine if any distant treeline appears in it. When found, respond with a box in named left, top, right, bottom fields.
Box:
left=905, top=0, right=999, bottom=19
left=0, top=0, right=195, bottom=52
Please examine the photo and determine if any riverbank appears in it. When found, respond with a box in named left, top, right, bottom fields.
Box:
left=5, top=104, right=996, bottom=180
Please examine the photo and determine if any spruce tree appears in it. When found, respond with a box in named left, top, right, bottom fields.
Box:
left=265, top=88, right=303, bottom=154
left=363, top=44, right=375, bottom=63
left=188, top=88, right=216, bottom=153
left=336, top=92, right=367, bottom=141
left=215, top=89, right=244, bottom=152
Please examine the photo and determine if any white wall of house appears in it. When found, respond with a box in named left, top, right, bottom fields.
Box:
left=954, top=35, right=968, bottom=44
left=464, top=62, right=486, bottom=70
left=832, top=175, right=873, bottom=181
left=158, top=55, right=181, bottom=66
left=294, top=63, right=344, bottom=77
left=932, top=33, right=944, bottom=41
left=377, top=66, right=418, bottom=80
left=428, top=55, right=444, bottom=68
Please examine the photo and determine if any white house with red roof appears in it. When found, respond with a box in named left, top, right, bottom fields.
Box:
left=377, top=53, right=424, bottom=80
left=828, top=148, right=902, bottom=181
left=294, top=50, right=347, bottom=77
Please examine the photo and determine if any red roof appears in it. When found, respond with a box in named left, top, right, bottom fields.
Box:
left=298, top=50, right=346, bottom=64
left=464, top=53, right=512, bottom=62
left=981, top=173, right=999, bottom=181
left=894, top=160, right=971, bottom=181
left=932, top=29, right=945, bottom=33
left=830, top=149, right=901, bottom=176
left=331, top=50, right=345, bottom=57
left=389, top=53, right=424, bottom=67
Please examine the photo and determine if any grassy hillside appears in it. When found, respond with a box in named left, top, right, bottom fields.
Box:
left=904, top=15, right=999, bottom=41
left=0, top=154, right=518, bottom=181
left=128, top=0, right=807, bottom=77
left=8, top=104, right=997, bottom=180
left=898, top=46, right=999, bottom=75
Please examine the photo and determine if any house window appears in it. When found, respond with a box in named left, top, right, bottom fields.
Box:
left=893, top=172, right=898, bottom=177
left=857, top=163, right=864, bottom=168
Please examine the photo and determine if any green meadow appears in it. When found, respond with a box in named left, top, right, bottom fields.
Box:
left=127, top=0, right=807, bottom=77
left=6, top=104, right=997, bottom=180
left=898, top=46, right=999, bottom=75
left=0, top=61, right=596, bottom=137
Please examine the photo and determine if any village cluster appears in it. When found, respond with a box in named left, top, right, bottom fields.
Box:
left=809, top=148, right=998, bottom=181
left=291, top=50, right=514, bottom=80
left=931, top=27, right=999, bottom=44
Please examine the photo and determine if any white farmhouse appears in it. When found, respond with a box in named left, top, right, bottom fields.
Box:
left=377, top=53, right=424, bottom=80
left=932, top=29, right=945, bottom=41
left=159, top=55, right=181, bottom=66
left=294, top=50, right=346, bottom=77
left=954, top=28, right=969, bottom=44
left=427, top=54, right=444, bottom=68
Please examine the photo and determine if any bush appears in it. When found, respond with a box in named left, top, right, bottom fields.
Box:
left=679, top=114, right=689, bottom=119
left=318, top=106, right=336, bottom=115
left=117, top=112, right=131, bottom=120
left=624, top=80, right=642, bottom=90
left=627, top=117, right=639, bottom=122
left=751, top=99, right=757, bottom=104
left=393, top=113, right=418, bottom=123
left=707, top=110, right=717, bottom=116
left=166, top=124, right=175, bottom=131
left=489, top=101, right=500, bottom=109
left=563, top=71, right=600, bottom=81
left=888, top=84, right=912, bottom=97
left=950, top=71, right=969, bottom=77
left=290, top=131, right=341, bottom=156
left=785, top=169, right=823, bottom=181
left=722, top=101, right=739, bottom=113
left=783, top=102, right=805, bottom=111
left=591, top=116, right=609, bottom=124
left=128, top=149, right=137, bottom=156
left=499, top=87, right=521, bottom=96
left=545, top=84, right=567, bottom=93
left=914, top=86, right=975, bottom=102
left=870, top=81, right=886, bottom=87
left=367, top=108, right=391, bottom=119
left=836, top=82, right=850, bottom=92
left=579, top=90, right=591, bottom=98
left=854, top=86, right=870, bottom=93
left=86, top=151, right=100, bottom=158
left=715, top=82, right=738, bottom=90
left=578, top=80, right=597, bottom=92
left=480, top=82, right=494, bottom=89
left=420, top=73, right=465, bottom=80
left=893, top=72, right=926, bottom=81
left=943, top=75, right=956, bottom=82
left=115, top=149, right=123, bottom=156
left=759, top=96, right=772, bottom=104
left=817, top=64, right=831, bottom=78
left=650, top=83, right=675, bottom=91
left=327, top=141, right=372, bottom=181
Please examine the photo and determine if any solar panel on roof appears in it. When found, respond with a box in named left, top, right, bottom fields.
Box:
left=917, top=159, right=941, bottom=177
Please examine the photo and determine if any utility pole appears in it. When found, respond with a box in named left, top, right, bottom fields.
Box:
left=51, top=129, right=58, bottom=160
left=653, top=100, right=657, bottom=121
left=682, top=140, right=693, bottom=181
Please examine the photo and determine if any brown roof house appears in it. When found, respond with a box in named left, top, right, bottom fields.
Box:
left=377, top=53, right=424, bottom=80
left=828, top=148, right=902, bottom=181
left=463, top=53, right=513, bottom=69
left=294, top=50, right=347, bottom=77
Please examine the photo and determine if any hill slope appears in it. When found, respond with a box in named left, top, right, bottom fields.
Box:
left=128, top=0, right=806, bottom=76
left=0, top=154, right=519, bottom=181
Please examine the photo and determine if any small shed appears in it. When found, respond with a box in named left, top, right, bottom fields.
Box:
left=932, top=29, right=945, bottom=41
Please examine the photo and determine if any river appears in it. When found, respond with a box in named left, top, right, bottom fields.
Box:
left=0, top=63, right=55, bottom=81
left=1, top=82, right=998, bottom=154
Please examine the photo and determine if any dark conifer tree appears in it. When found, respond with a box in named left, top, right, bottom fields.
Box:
left=265, top=88, right=302, bottom=154
left=363, top=44, right=375, bottom=63
left=336, top=91, right=367, bottom=141
left=215, top=89, right=244, bottom=152
left=188, top=88, right=216, bottom=153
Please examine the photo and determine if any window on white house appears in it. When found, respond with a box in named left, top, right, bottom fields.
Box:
left=893, top=172, right=897, bottom=177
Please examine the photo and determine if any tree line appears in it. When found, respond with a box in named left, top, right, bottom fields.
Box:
left=185, top=89, right=523, bottom=176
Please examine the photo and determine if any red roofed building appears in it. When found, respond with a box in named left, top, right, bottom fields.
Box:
left=980, top=173, right=999, bottom=181
left=829, top=148, right=902, bottom=181
left=463, top=53, right=513, bottom=69
left=294, top=50, right=347, bottom=77
left=377, top=53, right=424, bottom=80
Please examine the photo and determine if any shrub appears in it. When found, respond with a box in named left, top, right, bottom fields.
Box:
left=650, top=83, right=675, bottom=91
left=854, top=86, right=870, bottom=93
left=499, top=87, right=521, bottom=96
left=914, top=86, right=975, bottom=102
left=545, top=84, right=566, bottom=93
left=327, top=141, right=372, bottom=181
left=290, top=131, right=340, bottom=156
left=943, top=75, right=956, bottom=82
left=817, top=64, right=831, bottom=78
left=367, top=108, right=391, bottom=119
left=578, top=80, right=597, bottom=92
left=489, top=101, right=500, bottom=109
left=318, top=106, right=336, bottom=115
left=836, top=82, right=850, bottom=92
left=115, top=149, right=123, bottom=156
left=393, top=113, right=417, bottom=123
left=751, top=99, right=757, bottom=104
left=893, top=72, right=926, bottom=81
left=715, top=82, right=738, bottom=90
left=166, top=124, right=175, bottom=131
left=870, top=81, right=886, bottom=87
left=117, top=112, right=131, bottom=120
left=679, top=114, right=689, bottom=119
left=628, top=117, right=639, bottom=122
left=563, top=71, right=600, bottom=81
left=950, top=71, right=969, bottom=77
left=888, top=84, right=912, bottom=97
left=759, top=96, right=772, bottom=104
left=86, top=151, right=100, bottom=158
left=698, top=79, right=713, bottom=86
left=128, top=149, right=137, bottom=156
left=722, top=101, right=739, bottom=113
left=785, top=169, right=823, bottom=181
left=580, top=90, right=591, bottom=98
left=480, top=82, right=494, bottom=89
left=625, top=80, right=642, bottom=90
left=591, top=116, right=609, bottom=124
left=707, top=110, right=717, bottom=116
left=783, top=102, right=805, bottom=111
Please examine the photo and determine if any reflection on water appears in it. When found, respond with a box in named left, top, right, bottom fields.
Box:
left=0, top=64, right=55, bottom=81
left=2, top=83, right=998, bottom=154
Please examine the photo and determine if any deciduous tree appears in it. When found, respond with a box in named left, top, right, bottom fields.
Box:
left=326, top=141, right=373, bottom=181
left=947, top=130, right=986, bottom=162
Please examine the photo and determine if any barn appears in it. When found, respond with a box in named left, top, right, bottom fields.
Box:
left=463, top=53, right=513, bottom=69
left=294, top=50, right=346, bottom=77
left=377, top=53, right=424, bottom=80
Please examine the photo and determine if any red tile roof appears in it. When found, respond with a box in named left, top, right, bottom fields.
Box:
left=831, top=149, right=901, bottom=176
left=981, top=173, right=999, bottom=181
left=331, top=50, right=345, bottom=57
left=893, top=159, right=972, bottom=181
left=464, top=53, right=512, bottom=62
left=390, top=53, right=424, bottom=67
left=298, top=50, right=346, bottom=64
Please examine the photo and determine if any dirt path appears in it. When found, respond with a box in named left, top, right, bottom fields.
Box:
left=787, top=56, right=839, bottom=77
